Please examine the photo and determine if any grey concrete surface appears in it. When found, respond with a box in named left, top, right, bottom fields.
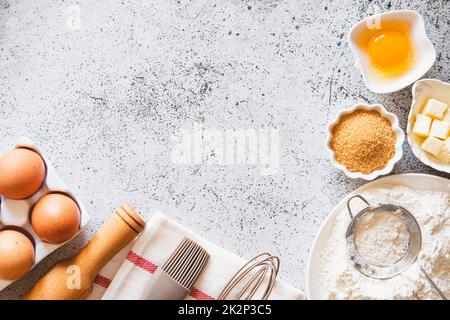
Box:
left=0, top=0, right=449, bottom=299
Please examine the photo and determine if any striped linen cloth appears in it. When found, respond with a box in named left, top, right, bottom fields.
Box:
left=86, top=211, right=304, bottom=300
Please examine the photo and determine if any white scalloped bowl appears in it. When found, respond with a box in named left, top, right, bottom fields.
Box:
left=326, top=103, right=405, bottom=180
left=348, top=10, right=436, bottom=94
left=407, top=79, right=450, bottom=173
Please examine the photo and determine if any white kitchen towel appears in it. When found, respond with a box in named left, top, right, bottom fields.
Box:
left=87, top=211, right=304, bottom=300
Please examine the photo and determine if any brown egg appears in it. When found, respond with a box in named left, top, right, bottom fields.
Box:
left=0, top=148, right=46, bottom=199
left=31, top=193, right=81, bottom=244
left=0, top=229, right=35, bottom=280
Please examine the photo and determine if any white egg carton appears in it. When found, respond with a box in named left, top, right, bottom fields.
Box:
left=0, top=137, right=90, bottom=291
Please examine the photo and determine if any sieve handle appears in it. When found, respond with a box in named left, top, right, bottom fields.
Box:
left=419, top=266, right=447, bottom=300
left=346, top=194, right=371, bottom=219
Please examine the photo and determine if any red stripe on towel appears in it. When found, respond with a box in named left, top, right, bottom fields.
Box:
left=94, top=274, right=112, bottom=289
left=126, top=251, right=215, bottom=300
left=126, top=251, right=158, bottom=273
left=190, top=288, right=215, bottom=300
left=94, top=251, right=215, bottom=300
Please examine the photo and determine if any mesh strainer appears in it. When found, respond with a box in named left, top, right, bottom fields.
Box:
left=345, top=195, right=447, bottom=300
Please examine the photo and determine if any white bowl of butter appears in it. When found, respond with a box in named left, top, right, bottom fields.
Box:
left=407, top=79, right=450, bottom=173
left=348, top=10, right=436, bottom=94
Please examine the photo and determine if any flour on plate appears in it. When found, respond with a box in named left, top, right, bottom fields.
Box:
left=319, top=184, right=449, bottom=299
left=354, top=209, right=410, bottom=266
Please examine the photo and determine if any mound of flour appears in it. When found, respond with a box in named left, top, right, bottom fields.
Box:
left=354, top=209, right=410, bottom=267
left=319, top=183, right=449, bottom=300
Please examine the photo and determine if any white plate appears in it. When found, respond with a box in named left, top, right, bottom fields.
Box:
left=305, top=173, right=449, bottom=300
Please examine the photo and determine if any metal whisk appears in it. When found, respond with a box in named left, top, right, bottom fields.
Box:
left=218, top=253, right=279, bottom=300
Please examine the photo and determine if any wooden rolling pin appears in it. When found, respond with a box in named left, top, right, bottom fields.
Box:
left=23, top=205, right=145, bottom=300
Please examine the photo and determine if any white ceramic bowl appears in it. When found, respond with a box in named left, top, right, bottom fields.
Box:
left=348, top=10, right=436, bottom=94
left=326, top=103, right=405, bottom=180
left=407, top=79, right=450, bottom=173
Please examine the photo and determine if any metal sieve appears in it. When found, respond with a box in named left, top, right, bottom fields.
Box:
left=345, top=195, right=447, bottom=300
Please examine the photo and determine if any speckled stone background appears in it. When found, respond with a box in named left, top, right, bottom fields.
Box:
left=0, top=0, right=449, bottom=299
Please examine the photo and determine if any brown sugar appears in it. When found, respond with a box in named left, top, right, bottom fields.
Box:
left=330, top=110, right=397, bottom=174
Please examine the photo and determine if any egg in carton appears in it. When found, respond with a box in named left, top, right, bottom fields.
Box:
left=0, top=137, right=90, bottom=291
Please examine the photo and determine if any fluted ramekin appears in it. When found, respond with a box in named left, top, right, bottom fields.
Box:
left=326, top=103, right=405, bottom=180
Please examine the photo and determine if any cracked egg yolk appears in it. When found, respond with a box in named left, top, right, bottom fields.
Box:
left=366, top=29, right=412, bottom=76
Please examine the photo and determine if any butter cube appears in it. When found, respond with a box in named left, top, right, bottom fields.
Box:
left=436, top=138, right=450, bottom=163
left=422, top=136, right=444, bottom=156
left=412, top=114, right=432, bottom=137
left=443, top=110, right=450, bottom=123
left=429, top=120, right=450, bottom=140
left=422, top=98, right=448, bottom=119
